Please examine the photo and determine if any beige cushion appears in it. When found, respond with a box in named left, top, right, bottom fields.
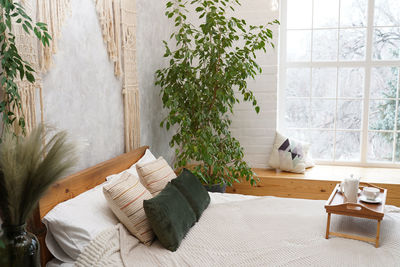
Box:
left=136, top=157, right=177, bottom=196
left=103, top=172, right=154, bottom=245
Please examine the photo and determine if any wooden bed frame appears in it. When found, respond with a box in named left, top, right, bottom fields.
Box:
left=30, top=146, right=149, bottom=266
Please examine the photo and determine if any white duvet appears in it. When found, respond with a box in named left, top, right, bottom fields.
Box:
left=73, top=195, right=400, bottom=267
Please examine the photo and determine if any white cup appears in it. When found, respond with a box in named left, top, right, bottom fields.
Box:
left=363, top=187, right=380, bottom=200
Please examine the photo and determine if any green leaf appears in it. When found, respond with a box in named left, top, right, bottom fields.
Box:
left=26, top=72, right=35, bottom=83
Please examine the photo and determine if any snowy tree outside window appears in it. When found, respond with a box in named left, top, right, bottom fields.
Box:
left=279, top=0, right=400, bottom=165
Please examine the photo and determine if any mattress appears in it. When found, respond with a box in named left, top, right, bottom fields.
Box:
left=73, top=194, right=400, bottom=267
left=46, top=192, right=258, bottom=267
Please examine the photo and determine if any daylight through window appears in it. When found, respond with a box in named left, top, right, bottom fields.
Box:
left=279, top=0, right=400, bottom=165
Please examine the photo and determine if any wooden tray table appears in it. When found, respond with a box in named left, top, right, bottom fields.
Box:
left=324, top=183, right=387, bottom=247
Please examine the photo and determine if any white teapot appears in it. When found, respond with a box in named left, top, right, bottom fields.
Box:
left=340, top=174, right=360, bottom=203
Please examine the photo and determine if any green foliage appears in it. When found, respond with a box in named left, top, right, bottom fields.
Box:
left=0, top=124, right=77, bottom=226
left=0, top=0, right=51, bottom=139
left=156, top=0, right=279, bottom=186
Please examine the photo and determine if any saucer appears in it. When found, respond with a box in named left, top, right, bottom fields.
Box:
left=359, top=195, right=382, bottom=204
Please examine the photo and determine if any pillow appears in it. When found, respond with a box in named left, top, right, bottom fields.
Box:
left=171, top=168, right=210, bottom=221
left=136, top=157, right=176, bottom=196
left=43, top=181, right=119, bottom=262
left=268, top=132, right=314, bottom=173
left=103, top=172, right=154, bottom=245
left=106, top=149, right=156, bottom=181
left=143, top=183, right=196, bottom=252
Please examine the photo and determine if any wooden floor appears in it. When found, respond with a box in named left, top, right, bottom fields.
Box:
left=226, top=165, right=400, bottom=207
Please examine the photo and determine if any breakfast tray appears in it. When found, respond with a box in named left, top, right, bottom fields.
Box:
left=324, top=183, right=387, bottom=247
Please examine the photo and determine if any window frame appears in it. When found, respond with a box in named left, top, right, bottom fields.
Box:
left=278, top=0, right=400, bottom=167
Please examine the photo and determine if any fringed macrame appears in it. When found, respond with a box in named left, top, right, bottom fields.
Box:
left=36, top=0, right=71, bottom=73
left=121, top=0, right=140, bottom=151
left=7, top=0, right=71, bottom=136
left=10, top=0, right=42, bottom=135
left=95, top=0, right=140, bottom=151
left=94, top=0, right=122, bottom=77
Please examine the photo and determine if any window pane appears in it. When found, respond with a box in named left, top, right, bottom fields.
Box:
left=311, top=99, right=335, bottom=128
left=369, top=100, right=396, bottom=130
left=337, top=100, right=362, bottom=130
left=335, top=131, right=361, bottom=161
left=373, top=27, right=400, bottom=60
left=368, top=132, right=393, bottom=162
left=285, top=99, right=310, bottom=128
left=340, top=0, right=368, bottom=27
left=374, top=0, right=400, bottom=27
left=286, top=68, right=311, bottom=97
left=309, top=130, right=334, bottom=160
left=313, top=0, right=339, bottom=28
left=395, top=133, right=400, bottom=161
left=312, top=29, right=338, bottom=61
left=312, top=68, right=337, bottom=97
left=287, top=30, right=312, bottom=61
left=370, top=67, right=398, bottom=99
left=338, top=68, right=364, bottom=98
left=287, top=0, right=312, bottom=29
left=339, top=29, right=366, bottom=61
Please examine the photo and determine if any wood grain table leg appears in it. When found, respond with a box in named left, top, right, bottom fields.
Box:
left=375, top=220, right=381, bottom=248
left=326, top=213, right=331, bottom=239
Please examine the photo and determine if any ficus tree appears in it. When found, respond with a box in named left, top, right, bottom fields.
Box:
left=0, top=0, right=51, bottom=139
left=156, top=0, right=279, bottom=186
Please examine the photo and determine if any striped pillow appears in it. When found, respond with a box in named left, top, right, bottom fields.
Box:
left=103, top=172, right=154, bottom=245
left=136, top=157, right=177, bottom=196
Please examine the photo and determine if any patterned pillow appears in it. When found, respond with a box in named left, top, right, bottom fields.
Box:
left=136, top=157, right=177, bottom=196
left=103, top=172, right=154, bottom=245
left=268, top=132, right=314, bottom=173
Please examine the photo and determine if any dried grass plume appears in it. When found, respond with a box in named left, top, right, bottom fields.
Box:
left=0, top=124, right=77, bottom=226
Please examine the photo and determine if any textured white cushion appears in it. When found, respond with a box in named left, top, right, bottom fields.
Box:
left=43, top=181, right=119, bottom=262
left=268, top=132, right=314, bottom=173
left=103, top=172, right=154, bottom=245
left=136, top=157, right=176, bottom=196
left=106, top=149, right=156, bottom=181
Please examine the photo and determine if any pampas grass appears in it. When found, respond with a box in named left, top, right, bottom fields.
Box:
left=0, top=124, right=77, bottom=226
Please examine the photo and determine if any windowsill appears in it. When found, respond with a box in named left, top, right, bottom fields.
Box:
left=253, top=165, right=400, bottom=185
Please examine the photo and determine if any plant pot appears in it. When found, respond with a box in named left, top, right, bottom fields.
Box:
left=203, top=182, right=227, bottom=193
left=0, top=224, right=40, bottom=267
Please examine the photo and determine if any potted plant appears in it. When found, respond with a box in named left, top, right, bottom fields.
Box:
left=0, top=125, right=77, bottom=266
left=156, top=0, right=279, bottom=192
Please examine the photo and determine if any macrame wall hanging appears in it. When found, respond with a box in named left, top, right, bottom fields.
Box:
left=13, top=0, right=140, bottom=151
left=12, top=0, right=71, bottom=135
left=94, top=0, right=140, bottom=152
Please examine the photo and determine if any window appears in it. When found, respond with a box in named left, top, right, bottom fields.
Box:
left=279, top=0, right=400, bottom=166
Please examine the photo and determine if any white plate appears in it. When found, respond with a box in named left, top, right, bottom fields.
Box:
left=359, top=195, right=382, bottom=204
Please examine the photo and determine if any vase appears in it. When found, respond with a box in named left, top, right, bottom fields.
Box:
left=203, top=182, right=227, bottom=193
left=0, top=224, right=40, bottom=267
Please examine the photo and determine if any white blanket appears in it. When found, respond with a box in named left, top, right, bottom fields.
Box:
left=75, top=196, right=400, bottom=267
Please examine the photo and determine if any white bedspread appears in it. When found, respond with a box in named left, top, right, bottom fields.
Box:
left=74, top=196, right=400, bottom=267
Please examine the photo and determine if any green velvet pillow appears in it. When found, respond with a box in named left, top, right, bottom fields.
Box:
left=171, top=168, right=210, bottom=221
left=143, top=182, right=196, bottom=251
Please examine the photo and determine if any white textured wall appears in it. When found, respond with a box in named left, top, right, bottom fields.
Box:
left=136, top=0, right=175, bottom=164
left=40, top=0, right=124, bottom=172
left=230, top=0, right=280, bottom=168
left=38, top=0, right=278, bottom=172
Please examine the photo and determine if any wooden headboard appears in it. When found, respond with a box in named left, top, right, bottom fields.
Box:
left=31, top=146, right=149, bottom=266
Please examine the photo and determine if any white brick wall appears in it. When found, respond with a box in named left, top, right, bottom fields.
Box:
left=230, top=1, right=279, bottom=168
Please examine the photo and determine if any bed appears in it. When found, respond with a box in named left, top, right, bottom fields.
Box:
left=33, top=146, right=400, bottom=266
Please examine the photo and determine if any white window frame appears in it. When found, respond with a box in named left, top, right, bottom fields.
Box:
left=278, top=0, right=400, bottom=167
